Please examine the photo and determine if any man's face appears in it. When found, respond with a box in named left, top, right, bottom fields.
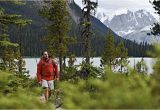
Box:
left=43, top=51, right=49, bottom=59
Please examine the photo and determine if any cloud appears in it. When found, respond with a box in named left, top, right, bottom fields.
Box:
left=74, top=0, right=155, bottom=12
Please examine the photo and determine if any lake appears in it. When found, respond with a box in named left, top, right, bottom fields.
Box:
left=24, top=57, right=156, bottom=78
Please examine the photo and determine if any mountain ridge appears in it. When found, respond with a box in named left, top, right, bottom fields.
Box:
left=0, top=1, right=151, bottom=57
left=103, top=9, right=156, bottom=37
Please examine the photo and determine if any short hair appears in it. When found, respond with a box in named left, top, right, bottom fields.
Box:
left=41, top=51, right=48, bottom=56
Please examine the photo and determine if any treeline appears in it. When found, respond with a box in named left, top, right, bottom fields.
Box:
left=0, top=1, right=153, bottom=57
left=10, top=25, right=153, bottom=57
left=91, top=36, right=153, bottom=57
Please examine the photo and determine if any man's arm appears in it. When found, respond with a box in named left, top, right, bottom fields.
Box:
left=52, top=59, right=59, bottom=80
left=37, top=62, right=42, bottom=83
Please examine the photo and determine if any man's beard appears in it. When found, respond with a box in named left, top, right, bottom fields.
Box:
left=44, top=57, right=49, bottom=61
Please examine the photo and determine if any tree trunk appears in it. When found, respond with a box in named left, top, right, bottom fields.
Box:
left=109, top=59, right=112, bottom=70
left=63, top=56, right=66, bottom=68
left=18, top=26, right=23, bottom=73
left=120, top=58, right=122, bottom=73
left=59, top=56, right=63, bottom=80
left=18, top=57, right=22, bottom=73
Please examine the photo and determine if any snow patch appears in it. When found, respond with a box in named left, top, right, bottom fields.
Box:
left=137, top=13, right=142, bottom=18
left=140, top=25, right=152, bottom=31
left=117, top=30, right=135, bottom=37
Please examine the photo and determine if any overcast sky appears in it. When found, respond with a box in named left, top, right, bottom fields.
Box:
left=74, top=0, right=156, bottom=15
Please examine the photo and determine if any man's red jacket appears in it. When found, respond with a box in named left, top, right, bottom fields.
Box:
left=37, top=58, right=58, bottom=82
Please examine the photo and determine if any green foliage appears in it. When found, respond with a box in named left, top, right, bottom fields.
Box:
left=60, top=68, right=155, bottom=109
left=116, top=41, right=129, bottom=73
left=101, top=36, right=129, bottom=73
left=0, top=4, right=31, bottom=71
left=39, top=0, right=73, bottom=57
left=77, top=62, right=103, bottom=79
left=81, top=0, right=98, bottom=64
left=0, top=93, right=49, bottom=109
left=53, top=44, right=160, bottom=109
left=136, top=58, right=148, bottom=74
left=0, top=39, right=19, bottom=70
left=149, top=44, right=160, bottom=107
left=0, top=70, right=53, bottom=109
left=61, top=66, right=77, bottom=81
left=101, top=31, right=116, bottom=68
left=152, top=44, right=160, bottom=80
left=150, top=0, right=160, bottom=35
left=68, top=54, right=76, bottom=67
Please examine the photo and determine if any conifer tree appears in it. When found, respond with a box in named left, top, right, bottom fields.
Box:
left=136, top=58, right=148, bottom=74
left=0, top=5, right=31, bottom=71
left=68, top=54, right=76, bottom=67
left=150, top=0, right=160, bottom=35
left=101, top=31, right=116, bottom=69
left=116, top=41, right=129, bottom=73
left=17, top=22, right=31, bottom=74
left=80, top=0, right=98, bottom=64
left=39, top=0, right=74, bottom=79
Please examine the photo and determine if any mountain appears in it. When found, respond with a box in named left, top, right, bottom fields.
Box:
left=68, top=0, right=122, bottom=39
left=72, top=0, right=159, bottom=44
left=123, top=25, right=160, bottom=44
left=96, top=8, right=129, bottom=23
left=95, top=9, right=159, bottom=44
left=103, top=9, right=157, bottom=37
left=0, top=1, right=152, bottom=57
left=96, top=12, right=108, bottom=23
left=0, top=0, right=121, bottom=56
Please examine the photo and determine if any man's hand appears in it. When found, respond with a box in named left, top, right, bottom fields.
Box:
left=56, top=78, right=59, bottom=81
left=39, top=81, right=42, bottom=85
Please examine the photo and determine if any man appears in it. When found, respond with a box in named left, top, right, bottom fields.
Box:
left=37, top=51, right=59, bottom=101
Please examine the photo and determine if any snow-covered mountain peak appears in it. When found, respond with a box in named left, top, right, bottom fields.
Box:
left=96, top=12, right=108, bottom=22
left=140, top=25, right=152, bottom=31
left=114, top=8, right=129, bottom=16
left=96, top=8, right=131, bottom=22
left=136, top=9, right=150, bottom=15
left=101, top=9, right=156, bottom=37
left=123, top=25, right=160, bottom=44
